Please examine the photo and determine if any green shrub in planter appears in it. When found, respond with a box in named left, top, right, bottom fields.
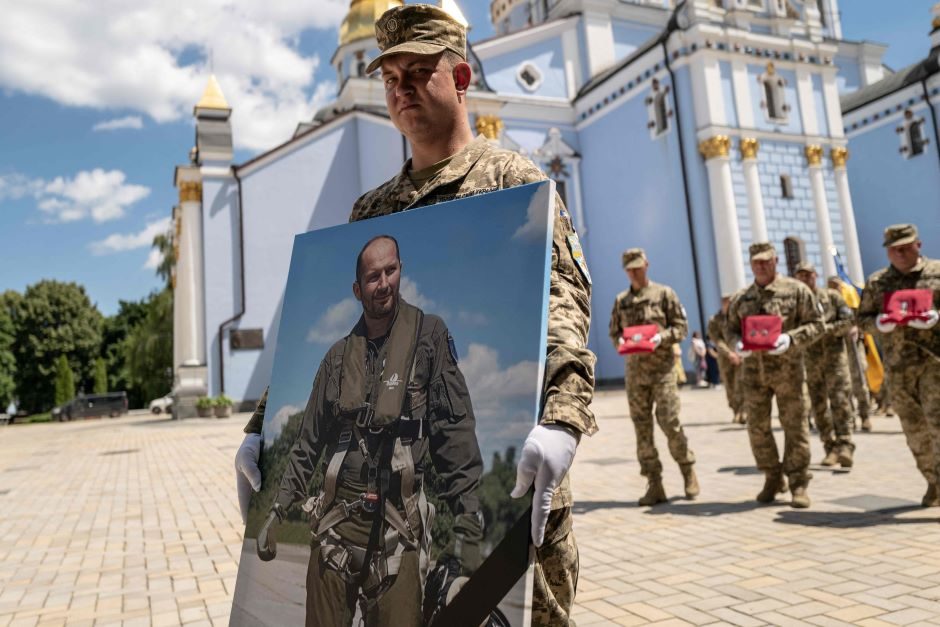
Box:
left=213, top=395, right=234, bottom=418
left=196, top=396, right=214, bottom=417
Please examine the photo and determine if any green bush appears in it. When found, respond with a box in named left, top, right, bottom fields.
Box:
left=213, top=394, right=234, bottom=407
left=195, top=396, right=214, bottom=410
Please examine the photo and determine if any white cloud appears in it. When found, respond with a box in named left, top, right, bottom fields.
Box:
left=143, top=248, right=163, bottom=270
left=0, top=169, right=150, bottom=223
left=513, top=185, right=552, bottom=241
left=263, top=403, right=304, bottom=443
left=93, top=115, right=143, bottom=131
left=90, top=217, right=171, bottom=255
left=307, top=298, right=360, bottom=344
left=0, top=1, right=346, bottom=151
left=458, top=343, right=539, bottom=418
left=400, top=277, right=435, bottom=311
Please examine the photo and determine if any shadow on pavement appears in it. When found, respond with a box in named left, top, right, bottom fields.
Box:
left=642, top=499, right=771, bottom=517
left=773, top=506, right=934, bottom=528
left=716, top=466, right=762, bottom=475
left=573, top=500, right=638, bottom=514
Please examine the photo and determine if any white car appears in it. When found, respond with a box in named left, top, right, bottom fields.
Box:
left=149, top=396, right=173, bottom=414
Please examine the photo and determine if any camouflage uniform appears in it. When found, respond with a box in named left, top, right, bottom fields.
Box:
left=726, top=273, right=823, bottom=491
left=243, top=138, right=596, bottom=625
left=858, top=251, right=940, bottom=493
left=707, top=309, right=743, bottom=418
left=804, top=286, right=856, bottom=457
left=609, top=279, right=695, bottom=480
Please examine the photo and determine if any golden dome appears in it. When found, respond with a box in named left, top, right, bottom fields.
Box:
left=339, top=0, right=404, bottom=46
left=195, top=75, right=229, bottom=110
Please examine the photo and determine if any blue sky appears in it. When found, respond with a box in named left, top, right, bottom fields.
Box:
left=0, top=0, right=935, bottom=315
left=261, top=182, right=554, bottom=469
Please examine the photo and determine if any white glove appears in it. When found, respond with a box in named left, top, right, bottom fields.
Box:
left=235, top=433, right=263, bottom=525
left=768, top=333, right=791, bottom=356
left=650, top=333, right=662, bottom=350
left=876, top=314, right=897, bottom=334
left=734, top=340, right=752, bottom=359
left=909, top=309, right=939, bottom=330
left=510, top=424, right=578, bottom=547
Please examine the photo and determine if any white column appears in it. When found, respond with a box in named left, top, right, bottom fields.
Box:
left=582, top=10, right=614, bottom=77
left=831, top=147, right=864, bottom=284
left=739, top=138, right=768, bottom=242
left=700, top=136, right=747, bottom=294
left=174, top=169, right=207, bottom=367
left=805, top=145, right=837, bottom=279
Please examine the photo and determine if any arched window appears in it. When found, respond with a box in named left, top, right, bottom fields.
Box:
left=758, top=63, right=789, bottom=123
left=897, top=109, right=930, bottom=158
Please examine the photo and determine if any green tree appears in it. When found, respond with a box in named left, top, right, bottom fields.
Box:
left=122, top=288, right=173, bottom=404
left=14, top=281, right=103, bottom=412
left=151, top=228, right=175, bottom=289
left=93, top=357, right=108, bottom=394
left=101, top=299, right=149, bottom=408
left=53, top=355, right=75, bottom=406
left=0, top=295, right=16, bottom=407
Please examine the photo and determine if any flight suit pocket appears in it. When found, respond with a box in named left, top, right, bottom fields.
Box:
left=430, top=375, right=467, bottom=424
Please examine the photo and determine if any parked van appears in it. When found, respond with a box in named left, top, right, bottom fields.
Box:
left=58, top=392, right=129, bottom=421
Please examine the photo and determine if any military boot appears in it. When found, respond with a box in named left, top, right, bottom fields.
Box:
left=922, top=484, right=940, bottom=507
left=861, top=416, right=872, bottom=432
left=837, top=445, right=854, bottom=469
left=790, top=483, right=811, bottom=509
left=756, top=472, right=788, bottom=504
left=680, top=464, right=700, bottom=499
left=820, top=449, right=839, bottom=467
left=638, top=478, right=667, bottom=506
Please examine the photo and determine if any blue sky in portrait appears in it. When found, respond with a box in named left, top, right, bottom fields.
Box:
left=260, top=182, right=554, bottom=469
left=0, top=0, right=936, bottom=314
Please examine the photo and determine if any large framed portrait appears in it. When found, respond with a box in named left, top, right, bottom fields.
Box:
left=231, top=182, right=556, bottom=626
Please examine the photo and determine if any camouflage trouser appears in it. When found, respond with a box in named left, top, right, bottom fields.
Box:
left=886, top=362, right=940, bottom=486
left=532, top=507, right=578, bottom=626
left=626, top=367, right=695, bottom=478
left=742, top=358, right=812, bottom=486
left=306, top=545, right=422, bottom=627
left=847, top=339, right=870, bottom=420
left=806, top=350, right=855, bottom=453
left=717, top=353, right=743, bottom=413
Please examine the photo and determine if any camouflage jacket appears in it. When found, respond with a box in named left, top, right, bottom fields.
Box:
left=350, top=135, right=597, bottom=437
left=805, top=287, right=854, bottom=360
left=707, top=310, right=735, bottom=360
left=726, top=275, right=823, bottom=365
left=858, top=257, right=940, bottom=370
left=609, top=281, right=688, bottom=377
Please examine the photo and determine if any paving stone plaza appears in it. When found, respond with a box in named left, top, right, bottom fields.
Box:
left=2, top=387, right=940, bottom=626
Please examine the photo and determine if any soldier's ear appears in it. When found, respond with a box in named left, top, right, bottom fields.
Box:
left=453, top=62, right=472, bottom=94
left=353, top=281, right=362, bottom=302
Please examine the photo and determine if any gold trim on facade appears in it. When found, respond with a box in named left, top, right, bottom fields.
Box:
left=740, top=137, right=760, bottom=160
left=475, top=115, right=504, bottom=140
left=699, top=135, right=731, bottom=160
left=178, top=181, right=202, bottom=203
left=339, top=0, right=404, bottom=46
left=804, top=145, right=824, bottom=167
left=830, top=147, right=849, bottom=169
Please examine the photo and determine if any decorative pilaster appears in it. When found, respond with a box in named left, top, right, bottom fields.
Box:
left=805, top=144, right=836, bottom=278
left=739, top=138, right=768, bottom=242
left=699, top=136, right=746, bottom=293
left=830, top=147, right=864, bottom=283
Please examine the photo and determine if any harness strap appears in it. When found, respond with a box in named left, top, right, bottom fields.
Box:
left=318, top=426, right=353, bottom=520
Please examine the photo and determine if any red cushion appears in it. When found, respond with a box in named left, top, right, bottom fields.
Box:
left=742, top=315, right=782, bottom=351
left=883, top=289, right=933, bottom=325
left=620, top=324, right=660, bottom=354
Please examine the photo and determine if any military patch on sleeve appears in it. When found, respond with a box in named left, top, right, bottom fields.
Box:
left=448, top=334, right=459, bottom=363
left=559, top=208, right=574, bottom=232
left=566, top=233, right=592, bottom=285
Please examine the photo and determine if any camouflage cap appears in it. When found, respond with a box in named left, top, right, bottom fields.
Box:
left=749, top=241, right=776, bottom=261
left=826, top=275, right=841, bottom=285
left=622, top=248, right=647, bottom=269
left=794, top=260, right=816, bottom=275
left=366, top=4, right=467, bottom=75
left=882, top=223, right=919, bottom=248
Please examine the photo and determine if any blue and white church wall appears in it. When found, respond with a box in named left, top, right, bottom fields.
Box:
left=200, top=112, right=403, bottom=401
left=843, top=74, right=940, bottom=276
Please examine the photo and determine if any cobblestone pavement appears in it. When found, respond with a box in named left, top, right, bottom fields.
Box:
left=1, top=389, right=939, bottom=626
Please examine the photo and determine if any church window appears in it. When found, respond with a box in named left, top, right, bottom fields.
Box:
left=517, top=62, right=543, bottom=92
left=759, top=63, right=789, bottom=123
left=780, top=174, right=794, bottom=199
left=783, top=236, right=806, bottom=276
left=645, top=78, right=673, bottom=138
left=897, top=109, right=930, bottom=158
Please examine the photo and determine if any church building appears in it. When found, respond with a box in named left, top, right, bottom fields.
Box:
left=171, top=0, right=897, bottom=415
